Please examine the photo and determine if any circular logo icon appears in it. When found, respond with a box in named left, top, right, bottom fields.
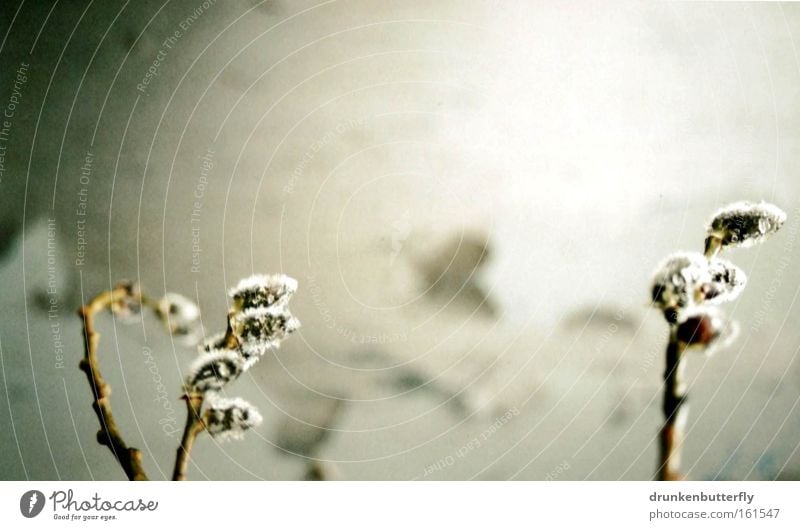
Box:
left=20, top=490, right=45, bottom=518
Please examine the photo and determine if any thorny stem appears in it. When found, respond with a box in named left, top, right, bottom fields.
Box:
left=658, top=326, right=687, bottom=481
left=78, top=282, right=150, bottom=481
left=173, top=393, right=205, bottom=481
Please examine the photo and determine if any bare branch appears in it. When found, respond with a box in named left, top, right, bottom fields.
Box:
left=77, top=282, right=149, bottom=481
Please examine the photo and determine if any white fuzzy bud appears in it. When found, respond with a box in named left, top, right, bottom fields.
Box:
left=703, top=258, right=747, bottom=304
left=651, top=252, right=747, bottom=316
left=228, top=274, right=298, bottom=311
left=156, top=293, right=201, bottom=342
left=231, top=306, right=300, bottom=353
left=204, top=396, right=263, bottom=441
left=706, top=201, right=786, bottom=252
left=186, top=349, right=243, bottom=393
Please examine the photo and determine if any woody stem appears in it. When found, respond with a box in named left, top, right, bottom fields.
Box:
left=658, top=326, right=687, bottom=481
left=78, top=283, right=149, bottom=481
left=173, top=393, right=205, bottom=481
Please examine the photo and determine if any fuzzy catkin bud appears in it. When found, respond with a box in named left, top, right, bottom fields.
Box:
left=228, top=274, right=298, bottom=311
left=231, top=306, right=300, bottom=351
left=651, top=252, right=748, bottom=316
left=705, top=201, right=786, bottom=254
left=701, top=258, right=747, bottom=305
left=156, top=293, right=201, bottom=340
left=186, top=349, right=243, bottom=393
left=651, top=252, right=708, bottom=312
left=204, top=396, right=263, bottom=441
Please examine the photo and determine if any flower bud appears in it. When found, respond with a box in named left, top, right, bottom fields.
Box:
left=652, top=252, right=708, bottom=312
left=651, top=253, right=746, bottom=316
left=701, top=258, right=747, bottom=304
left=705, top=201, right=786, bottom=255
left=228, top=274, right=298, bottom=311
left=156, top=293, right=201, bottom=342
left=203, top=396, right=263, bottom=441
left=186, top=349, right=243, bottom=393
left=231, top=306, right=300, bottom=355
left=676, top=311, right=721, bottom=347
left=675, top=307, right=738, bottom=353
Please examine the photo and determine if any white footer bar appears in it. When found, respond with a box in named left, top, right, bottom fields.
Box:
left=1, top=481, right=797, bottom=529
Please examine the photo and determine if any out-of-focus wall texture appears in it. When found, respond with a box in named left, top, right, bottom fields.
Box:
left=0, top=0, right=799, bottom=480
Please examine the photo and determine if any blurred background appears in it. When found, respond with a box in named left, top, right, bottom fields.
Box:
left=0, top=0, right=799, bottom=480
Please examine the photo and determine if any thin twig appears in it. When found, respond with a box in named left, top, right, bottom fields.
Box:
left=78, top=283, right=149, bottom=481
left=657, top=326, right=687, bottom=481
left=173, top=393, right=205, bottom=481
left=703, top=236, right=722, bottom=259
